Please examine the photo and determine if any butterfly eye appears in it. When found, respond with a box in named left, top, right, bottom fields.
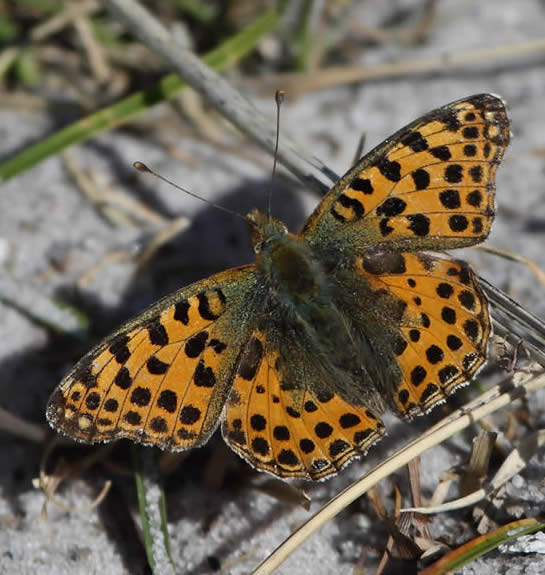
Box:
left=254, top=236, right=274, bottom=254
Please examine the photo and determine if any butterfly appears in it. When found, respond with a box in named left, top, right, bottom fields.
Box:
left=47, top=94, right=510, bottom=480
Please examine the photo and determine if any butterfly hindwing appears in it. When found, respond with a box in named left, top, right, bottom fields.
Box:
left=337, top=252, right=491, bottom=417
left=222, top=330, right=385, bottom=480
left=303, top=94, right=509, bottom=253
left=47, top=266, right=264, bottom=450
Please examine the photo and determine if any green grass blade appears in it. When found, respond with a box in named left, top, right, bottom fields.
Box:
left=0, top=4, right=283, bottom=183
left=132, top=445, right=176, bottom=574
left=421, top=518, right=545, bottom=574
left=170, top=0, right=218, bottom=24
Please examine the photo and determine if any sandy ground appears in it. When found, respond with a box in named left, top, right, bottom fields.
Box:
left=1, top=1, right=545, bottom=574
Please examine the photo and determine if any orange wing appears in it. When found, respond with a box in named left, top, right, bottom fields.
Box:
left=303, top=94, right=509, bottom=253
left=47, top=266, right=263, bottom=451
left=338, top=252, right=490, bottom=417
left=222, top=331, right=385, bottom=480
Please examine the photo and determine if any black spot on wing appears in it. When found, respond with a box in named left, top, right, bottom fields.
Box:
left=174, top=300, right=190, bottom=324
left=439, top=365, right=459, bottom=384
left=436, top=282, right=454, bottom=298
left=104, top=398, right=118, bottom=412
left=158, top=390, right=178, bottom=413
left=274, top=426, right=290, bottom=440
left=411, top=366, right=426, bottom=386
left=185, top=331, right=209, bottom=358
left=85, top=392, right=100, bottom=410
left=444, top=164, right=463, bottom=183
left=208, top=338, right=227, bottom=353
left=429, top=145, right=451, bottom=161
left=439, top=189, right=461, bottom=210
left=148, top=321, right=169, bottom=346
left=147, top=356, right=169, bottom=374
left=469, top=165, right=483, bottom=183
left=250, top=414, right=267, bottom=432
left=337, top=194, right=365, bottom=219
left=412, top=168, right=430, bottom=190
left=350, top=177, right=374, bottom=194
left=463, top=144, right=477, bottom=157
left=150, top=417, right=168, bottom=433
left=194, top=360, right=216, bottom=387
left=130, top=387, right=151, bottom=407
left=439, top=108, right=461, bottom=132
left=463, top=126, right=479, bottom=139
left=401, top=130, right=428, bottom=152
left=278, top=449, right=300, bottom=466
left=379, top=218, right=394, bottom=236
left=198, top=290, right=225, bottom=320
left=109, top=335, right=131, bottom=364
left=376, top=197, right=407, bottom=217
left=114, top=366, right=132, bottom=389
left=251, top=437, right=270, bottom=456
left=467, top=190, right=483, bottom=207
left=407, top=214, right=430, bottom=236
left=377, top=158, right=401, bottom=182
left=449, top=215, right=469, bottom=232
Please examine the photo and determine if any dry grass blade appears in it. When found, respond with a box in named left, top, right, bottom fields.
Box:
left=63, top=151, right=133, bottom=227
left=478, top=245, right=545, bottom=287
left=136, top=216, right=190, bottom=268
left=252, top=367, right=545, bottom=574
left=251, top=37, right=545, bottom=96
left=406, top=457, right=432, bottom=543
left=428, top=470, right=458, bottom=508
left=254, top=479, right=311, bottom=510
left=37, top=440, right=115, bottom=518
left=31, top=0, right=102, bottom=41
left=0, top=406, right=49, bottom=443
left=73, top=15, right=110, bottom=83
left=459, top=430, right=497, bottom=496
left=77, top=249, right=135, bottom=289
left=402, top=428, right=545, bottom=514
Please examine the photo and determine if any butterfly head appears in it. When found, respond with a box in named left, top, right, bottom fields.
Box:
left=246, top=208, right=288, bottom=254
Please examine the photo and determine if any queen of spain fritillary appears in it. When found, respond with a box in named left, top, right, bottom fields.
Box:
left=47, top=94, right=510, bottom=480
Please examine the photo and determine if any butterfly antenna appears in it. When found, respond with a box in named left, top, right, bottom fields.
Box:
left=268, top=89, right=285, bottom=222
left=133, top=162, right=245, bottom=221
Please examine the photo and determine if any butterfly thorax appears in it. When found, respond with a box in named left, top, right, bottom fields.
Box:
left=247, top=209, right=368, bottom=395
left=248, top=209, right=328, bottom=305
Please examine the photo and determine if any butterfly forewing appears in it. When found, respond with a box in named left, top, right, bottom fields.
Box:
left=47, top=266, right=263, bottom=450
left=303, top=94, right=509, bottom=253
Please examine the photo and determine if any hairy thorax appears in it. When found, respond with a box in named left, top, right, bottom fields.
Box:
left=251, top=213, right=367, bottom=388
